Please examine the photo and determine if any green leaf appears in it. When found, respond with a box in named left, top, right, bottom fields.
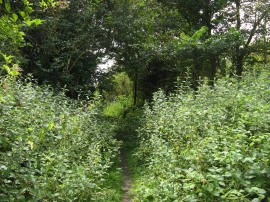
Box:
left=0, top=165, right=7, bottom=170
left=219, top=181, right=225, bottom=186
left=1, top=54, right=14, bottom=64
left=246, top=187, right=266, bottom=195
left=12, top=13, right=18, bottom=22
left=62, top=122, right=66, bottom=132
left=40, top=0, right=47, bottom=7
left=2, top=65, right=11, bottom=74
left=32, top=19, right=44, bottom=25
left=5, top=2, right=11, bottom=12
left=138, top=2, right=145, bottom=7
left=25, top=19, right=33, bottom=26
left=192, top=26, right=208, bottom=40
left=9, top=69, right=20, bottom=76
left=19, top=11, right=26, bottom=18
left=49, top=122, right=55, bottom=130
left=257, top=188, right=266, bottom=195
left=180, top=33, right=191, bottom=42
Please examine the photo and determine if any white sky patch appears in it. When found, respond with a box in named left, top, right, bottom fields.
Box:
left=97, top=56, right=115, bottom=72
left=213, top=1, right=270, bottom=38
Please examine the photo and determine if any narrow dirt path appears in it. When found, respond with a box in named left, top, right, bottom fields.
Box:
left=120, top=149, right=132, bottom=202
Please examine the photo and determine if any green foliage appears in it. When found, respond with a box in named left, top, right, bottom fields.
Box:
left=101, top=71, right=142, bottom=149
left=116, top=108, right=143, bottom=150
left=0, top=54, right=22, bottom=77
left=111, top=72, right=133, bottom=99
left=179, top=26, right=208, bottom=45
left=103, top=72, right=133, bottom=118
left=101, top=158, right=124, bottom=202
left=132, top=67, right=270, bottom=201
left=0, top=77, right=120, bottom=201
left=103, top=72, right=133, bottom=102
left=22, top=0, right=113, bottom=98
left=103, top=95, right=132, bottom=118
left=0, top=0, right=44, bottom=57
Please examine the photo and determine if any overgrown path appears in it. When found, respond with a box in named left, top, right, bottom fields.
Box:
left=120, top=149, right=132, bottom=202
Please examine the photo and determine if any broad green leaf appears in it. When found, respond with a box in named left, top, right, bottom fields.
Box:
left=49, top=122, right=54, bottom=130
left=5, top=2, right=11, bottom=12
left=40, top=0, right=47, bottom=7
left=0, top=165, right=7, bottom=170
left=25, top=19, right=33, bottom=26
left=2, top=54, right=14, bottom=64
left=32, top=19, right=44, bottom=25
left=12, top=13, right=18, bottom=22
left=192, top=26, right=208, bottom=40
left=9, top=69, right=20, bottom=76
left=28, top=140, right=34, bottom=150
left=19, top=11, right=26, bottom=18
left=2, top=65, right=10, bottom=73
left=138, top=2, right=145, bottom=7
left=256, top=188, right=266, bottom=194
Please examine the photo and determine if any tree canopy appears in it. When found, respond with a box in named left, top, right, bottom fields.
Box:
left=1, top=0, right=269, bottom=102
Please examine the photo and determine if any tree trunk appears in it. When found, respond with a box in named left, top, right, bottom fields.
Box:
left=192, top=58, right=202, bottom=90
left=235, top=0, right=241, bottom=30
left=236, top=53, right=244, bottom=77
left=264, top=16, right=267, bottom=65
left=234, top=0, right=243, bottom=76
left=133, top=68, right=138, bottom=106
left=204, top=0, right=218, bottom=84
left=209, top=56, right=217, bottom=85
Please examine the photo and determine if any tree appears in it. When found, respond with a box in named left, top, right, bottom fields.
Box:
left=220, top=0, right=270, bottom=76
left=145, top=0, right=270, bottom=84
left=15, top=0, right=270, bottom=101
left=105, top=0, right=157, bottom=104
left=0, top=0, right=44, bottom=76
left=23, top=0, right=114, bottom=97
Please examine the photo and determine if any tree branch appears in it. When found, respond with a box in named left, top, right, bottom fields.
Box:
left=244, top=8, right=270, bottom=50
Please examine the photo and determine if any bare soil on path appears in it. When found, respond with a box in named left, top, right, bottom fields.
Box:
left=120, top=149, right=132, bottom=202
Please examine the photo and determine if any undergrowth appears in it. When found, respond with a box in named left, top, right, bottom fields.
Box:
left=132, top=69, right=270, bottom=201
left=0, top=76, right=121, bottom=201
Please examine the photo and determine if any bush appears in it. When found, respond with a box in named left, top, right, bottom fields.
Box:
left=133, top=70, right=270, bottom=201
left=0, top=77, right=120, bottom=201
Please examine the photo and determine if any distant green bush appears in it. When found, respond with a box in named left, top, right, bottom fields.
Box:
left=133, top=70, right=270, bottom=201
left=103, top=95, right=132, bottom=118
left=102, top=72, right=133, bottom=118
left=0, top=77, right=120, bottom=201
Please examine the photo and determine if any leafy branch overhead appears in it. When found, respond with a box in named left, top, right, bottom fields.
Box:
left=0, top=0, right=45, bottom=77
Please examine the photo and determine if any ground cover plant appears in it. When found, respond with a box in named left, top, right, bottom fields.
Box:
left=132, top=68, right=270, bottom=201
left=0, top=76, right=120, bottom=201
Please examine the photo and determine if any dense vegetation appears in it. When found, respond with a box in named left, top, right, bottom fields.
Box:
left=132, top=68, right=270, bottom=201
left=0, top=77, right=121, bottom=201
left=1, top=0, right=270, bottom=201
left=3, top=0, right=268, bottom=101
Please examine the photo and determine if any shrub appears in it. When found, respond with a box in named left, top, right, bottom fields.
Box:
left=0, top=77, right=120, bottom=201
left=133, top=70, right=270, bottom=201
